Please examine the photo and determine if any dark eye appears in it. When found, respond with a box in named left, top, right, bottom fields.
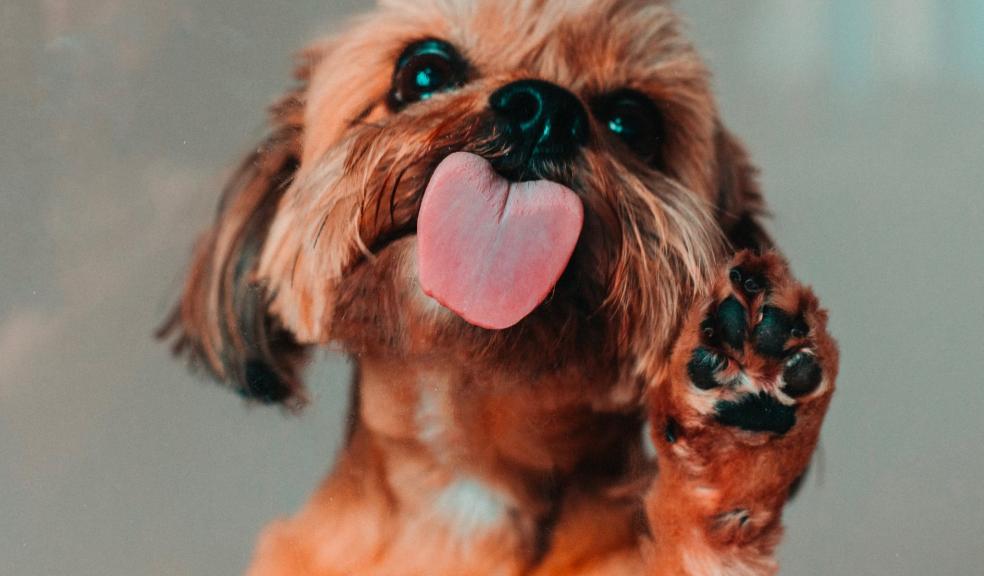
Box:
left=388, top=39, right=467, bottom=110
left=594, top=90, right=665, bottom=164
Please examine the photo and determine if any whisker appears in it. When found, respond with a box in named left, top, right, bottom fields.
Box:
left=312, top=210, right=332, bottom=249
left=388, top=162, right=413, bottom=230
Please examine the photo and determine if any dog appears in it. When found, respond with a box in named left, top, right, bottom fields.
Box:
left=160, top=0, right=837, bottom=574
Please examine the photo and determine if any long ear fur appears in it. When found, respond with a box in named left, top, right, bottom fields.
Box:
left=158, top=61, right=313, bottom=408
left=713, top=124, right=773, bottom=251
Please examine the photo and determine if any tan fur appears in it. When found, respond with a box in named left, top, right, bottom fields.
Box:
left=645, top=252, right=838, bottom=575
left=161, top=1, right=834, bottom=574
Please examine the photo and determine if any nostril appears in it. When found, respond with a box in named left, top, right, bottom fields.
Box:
left=494, top=88, right=542, bottom=128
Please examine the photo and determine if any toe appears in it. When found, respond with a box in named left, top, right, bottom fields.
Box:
left=716, top=296, right=748, bottom=350
left=752, top=306, right=808, bottom=358
left=782, top=352, right=823, bottom=398
left=729, top=265, right=768, bottom=297
left=688, top=347, right=728, bottom=390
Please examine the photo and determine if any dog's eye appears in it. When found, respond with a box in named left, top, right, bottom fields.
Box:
left=388, top=39, right=467, bottom=110
left=594, top=90, right=665, bottom=164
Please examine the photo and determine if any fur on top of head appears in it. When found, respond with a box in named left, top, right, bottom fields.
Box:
left=160, top=0, right=768, bottom=407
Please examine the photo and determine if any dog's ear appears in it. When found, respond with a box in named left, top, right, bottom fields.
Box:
left=713, top=124, right=773, bottom=251
left=158, top=64, right=313, bottom=408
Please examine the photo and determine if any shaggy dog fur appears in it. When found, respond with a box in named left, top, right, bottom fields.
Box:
left=161, top=1, right=837, bottom=574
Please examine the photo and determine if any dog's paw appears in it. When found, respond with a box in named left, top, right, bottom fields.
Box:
left=650, top=250, right=838, bottom=541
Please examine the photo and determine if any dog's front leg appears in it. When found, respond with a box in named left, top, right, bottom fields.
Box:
left=642, top=250, right=838, bottom=575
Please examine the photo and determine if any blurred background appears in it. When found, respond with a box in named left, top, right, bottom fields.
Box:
left=2, top=1, right=982, bottom=574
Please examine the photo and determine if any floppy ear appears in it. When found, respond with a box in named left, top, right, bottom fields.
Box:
left=713, top=124, right=773, bottom=251
left=158, top=63, right=312, bottom=408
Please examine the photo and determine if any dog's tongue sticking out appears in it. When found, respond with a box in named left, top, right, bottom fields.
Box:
left=417, top=152, right=583, bottom=330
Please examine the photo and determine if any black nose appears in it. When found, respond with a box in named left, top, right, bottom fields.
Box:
left=490, top=79, right=588, bottom=162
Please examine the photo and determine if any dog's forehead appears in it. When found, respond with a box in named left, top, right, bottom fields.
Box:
left=378, top=0, right=692, bottom=90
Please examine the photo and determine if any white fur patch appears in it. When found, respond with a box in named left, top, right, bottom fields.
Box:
left=414, top=383, right=445, bottom=447
left=433, top=477, right=510, bottom=539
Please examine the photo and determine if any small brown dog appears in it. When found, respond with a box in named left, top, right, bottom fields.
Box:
left=161, top=1, right=837, bottom=574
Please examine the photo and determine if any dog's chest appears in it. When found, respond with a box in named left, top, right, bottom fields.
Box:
left=432, top=476, right=512, bottom=538
left=412, top=375, right=520, bottom=538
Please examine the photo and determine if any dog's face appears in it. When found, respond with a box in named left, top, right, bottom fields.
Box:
left=163, top=0, right=768, bottom=406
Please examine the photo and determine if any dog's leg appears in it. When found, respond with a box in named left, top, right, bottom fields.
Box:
left=644, top=251, right=838, bottom=575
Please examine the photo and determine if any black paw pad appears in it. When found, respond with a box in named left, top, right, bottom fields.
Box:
left=713, top=508, right=751, bottom=528
left=729, top=266, right=767, bottom=296
left=688, top=347, right=727, bottom=390
left=716, top=297, right=747, bottom=349
left=664, top=418, right=681, bottom=444
left=752, top=306, right=809, bottom=358
left=715, top=392, right=796, bottom=434
left=782, top=352, right=823, bottom=397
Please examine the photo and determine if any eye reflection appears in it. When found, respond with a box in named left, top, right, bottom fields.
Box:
left=388, top=39, right=468, bottom=110
left=593, top=90, right=665, bottom=165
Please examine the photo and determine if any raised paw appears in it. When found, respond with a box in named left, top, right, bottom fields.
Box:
left=665, top=250, right=837, bottom=443
left=645, top=251, right=838, bottom=567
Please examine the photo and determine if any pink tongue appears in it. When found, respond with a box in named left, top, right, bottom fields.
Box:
left=417, top=152, right=583, bottom=330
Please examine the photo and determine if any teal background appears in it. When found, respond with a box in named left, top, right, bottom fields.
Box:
left=2, top=1, right=982, bottom=574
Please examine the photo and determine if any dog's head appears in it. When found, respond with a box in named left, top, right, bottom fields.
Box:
left=161, top=0, right=769, bottom=407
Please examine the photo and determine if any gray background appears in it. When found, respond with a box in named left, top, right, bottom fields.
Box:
left=2, top=1, right=982, bottom=574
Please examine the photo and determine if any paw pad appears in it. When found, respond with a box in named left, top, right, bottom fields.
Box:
left=664, top=418, right=681, bottom=444
left=714, top=392, right=796, bottom=434
left=751, top=306, right=809, bottom=358
left=782, top=352, right=822, bottom=398
left=687, top=347, right=727, bottom=390
left=729, top=266, right=767, bottom=296
left=678, top=252, right=831, bottom=436
left=713, top=508, right=750, bottom=528
left=715, top=297, right=748, bottom=350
